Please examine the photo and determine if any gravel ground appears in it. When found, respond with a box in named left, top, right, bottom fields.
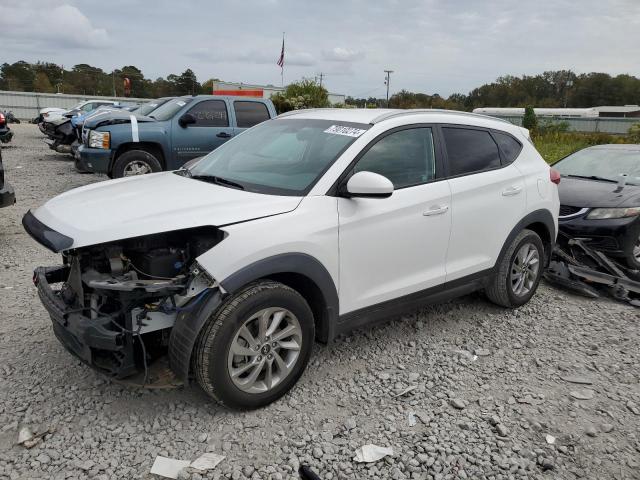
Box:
left=0, top=124, right=639, bottom=480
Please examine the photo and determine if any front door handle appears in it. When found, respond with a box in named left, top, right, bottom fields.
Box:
left=423, top=205, right=449, bottom=216
left=502, top=185, right=523, bottom=196
left=217, top=132, right=233, bottom=138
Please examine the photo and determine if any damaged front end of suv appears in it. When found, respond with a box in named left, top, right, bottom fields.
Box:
left=24, top=211, right=224, bottom=381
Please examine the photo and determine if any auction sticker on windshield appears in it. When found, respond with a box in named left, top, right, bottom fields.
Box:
left=324, top=125, right=367, bottom=137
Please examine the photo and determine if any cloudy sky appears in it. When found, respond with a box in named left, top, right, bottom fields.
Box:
left=1, top=0, right=639, bottom=97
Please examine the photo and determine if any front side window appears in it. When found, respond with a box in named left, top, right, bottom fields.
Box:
left=353, top=127, right=436, bottom=188
left=187, top=100, right=229, bottom=127
left=188, top=118, right=369, bottom=195
left=443, top=127, right=501, bottom=176
left=234, top=101, right=270, bottom=128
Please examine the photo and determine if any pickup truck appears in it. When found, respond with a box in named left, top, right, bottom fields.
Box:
left=76, top=95, right=277, bottom=178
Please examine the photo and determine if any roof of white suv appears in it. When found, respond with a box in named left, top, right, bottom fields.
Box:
left=277, top=107, right=515, bottom=130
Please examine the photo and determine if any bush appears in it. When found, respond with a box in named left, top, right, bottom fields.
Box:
left=537, top=119, right=569, bottom=135
left=532, top=130, right=627, bottom=164
left=628, top=123, right=640, bottom=143
left=522, top=106, right=538, bottom=131
left=270, top=78, right=330, bottom=114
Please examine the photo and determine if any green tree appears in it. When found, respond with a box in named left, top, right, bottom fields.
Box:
left=33, top=72, right=54, bottom=93
left=523, top=106, right=538, bottom=131
left=271, top=78, right=330, bottom=113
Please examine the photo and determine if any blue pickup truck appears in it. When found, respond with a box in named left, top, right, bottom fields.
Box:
left=77, top=95, right=277, bottom=178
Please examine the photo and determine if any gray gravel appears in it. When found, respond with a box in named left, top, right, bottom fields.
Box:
left=1, top=124, right=639, bottom=480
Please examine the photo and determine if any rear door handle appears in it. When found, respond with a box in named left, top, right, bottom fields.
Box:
left=502, top=185, right=523, bottom=196
left=217, top=132, right=233, bottom=138
left=423, top=205, right=449, bottom=216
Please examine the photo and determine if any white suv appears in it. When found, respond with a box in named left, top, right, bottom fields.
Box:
left=24, top=109, right=559, bottom=409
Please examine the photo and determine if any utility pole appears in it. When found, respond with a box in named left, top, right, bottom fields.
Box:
left=564, top=80, right=573, bottom=108
left=317, top=72, right=324, bottom=88
left=384, top=70, right=393, bottom=107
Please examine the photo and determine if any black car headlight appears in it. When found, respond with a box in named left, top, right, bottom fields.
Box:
left=586, top=207, right=640, bottom=220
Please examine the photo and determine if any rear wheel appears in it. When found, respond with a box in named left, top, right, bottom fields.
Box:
left=194, top=281, right=314, bottom=409
left=111, top=149, right=162, bottom=178
left=486, top=229, right=544, bottom=308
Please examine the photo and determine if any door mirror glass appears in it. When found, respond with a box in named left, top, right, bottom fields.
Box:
left=345, top=171, right=394, bottom=198
left=179, top=113, right=196, bottom=127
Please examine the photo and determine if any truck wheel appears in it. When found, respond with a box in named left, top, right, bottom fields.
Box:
left=485, top=229, right=544, bottom=308
left=194, top=280, right=314, bottom=410
left=112, top=150, right=162, bottom=178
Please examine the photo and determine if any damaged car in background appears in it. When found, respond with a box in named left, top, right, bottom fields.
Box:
left=23, top=109, right=558, bottom=409
left=545, top=144, right=640, bottom=306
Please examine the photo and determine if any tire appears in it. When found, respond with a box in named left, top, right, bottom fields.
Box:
left=194, top=280, right=315, bottom=409
left=111, top=149, right=162, bottom=178
left=622, top=228, right=640, bottom=270
left=485, top=229, right=544, bottom=308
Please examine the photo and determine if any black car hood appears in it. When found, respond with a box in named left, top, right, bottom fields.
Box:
left=83, top=111, right=155, bottom=129
left=559, top=176, right=640, bottom=208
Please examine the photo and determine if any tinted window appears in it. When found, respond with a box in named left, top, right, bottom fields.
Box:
left=353, top=128, right=436, bottom=188
left=187, top=100, right=229, bottom=127
left=493, top=131, right=522, bottom=164
left=443, top=127, right=501, bottom=176
left=234, top=101, right=270, bottom=128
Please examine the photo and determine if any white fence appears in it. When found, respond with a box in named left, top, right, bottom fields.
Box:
left=0, top=90, right=151, bottom=120
left=491, top=115, right=639, bottom=135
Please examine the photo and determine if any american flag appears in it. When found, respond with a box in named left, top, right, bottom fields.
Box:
left=277, top=37, right=285, bottom=68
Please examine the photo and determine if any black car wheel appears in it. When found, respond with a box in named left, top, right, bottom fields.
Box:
left=194, top=280, right=314, bottom=410
left=112, top=150, right=162, bottom=178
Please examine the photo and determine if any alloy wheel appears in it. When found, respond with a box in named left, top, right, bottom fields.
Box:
left=123, top=160, right=152, bottom=176
left=227, top=307, right=302, bottom=394
left=510, top=242, right=540, bottom=297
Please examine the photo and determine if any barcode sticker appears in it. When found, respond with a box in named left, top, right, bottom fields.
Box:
left=324, top=125, right=367, bottom=137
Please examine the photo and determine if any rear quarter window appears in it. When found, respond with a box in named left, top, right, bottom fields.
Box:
left=234, top=101, right=271, bottom=128
left=492, top=131, right=523, bottom=165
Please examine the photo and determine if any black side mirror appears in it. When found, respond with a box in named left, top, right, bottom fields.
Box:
left=179, top=113, right=196, bottom=127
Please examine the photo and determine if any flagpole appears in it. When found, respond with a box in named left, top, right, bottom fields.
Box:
left=281, top=32, right=285, bottom=87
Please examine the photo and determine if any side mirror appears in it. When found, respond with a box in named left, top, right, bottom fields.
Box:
left=344, top=171, right=394, bottom=198
left=179, top=113, right=196, bottom=127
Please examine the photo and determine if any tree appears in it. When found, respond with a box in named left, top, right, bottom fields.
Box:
left=271, top=78, right=330, bottom=113
left=33, top=72, right=54, bottom=93
left=523, top=106, right=538, bottom=131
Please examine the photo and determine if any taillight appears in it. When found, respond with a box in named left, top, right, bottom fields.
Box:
left=550, top=168, right=561, bottom=185
left=0, top=113, right=5, bottom=125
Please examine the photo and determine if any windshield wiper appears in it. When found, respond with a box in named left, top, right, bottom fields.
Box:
left=564, top=174, right=618, bottom=183
left=191, top=175, right=245, bottom=190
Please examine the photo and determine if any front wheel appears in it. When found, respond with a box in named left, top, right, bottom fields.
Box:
left=486, top=229, right=544, bottom=308
left=194, top=281, right=314, bottom=409
left=111, top=149, right=162, bottom=178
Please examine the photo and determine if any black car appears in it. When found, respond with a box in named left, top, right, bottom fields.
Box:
left=0, top=111, right=13, bottom=144
left=554, top=144, right=640, bottom=268
left=0, top=145, right=16, bottom=208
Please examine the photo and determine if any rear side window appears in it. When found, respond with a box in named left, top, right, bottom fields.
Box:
left=353, top=127, right=436, bottom=188
left=234, top=101, right=270, bottom=128
left=443, top=127, right=501, bottom=176
left=493, top=131, right=522, bottom=164
left=187, top=100, right=229, bottom=127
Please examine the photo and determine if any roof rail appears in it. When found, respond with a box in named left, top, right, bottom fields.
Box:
left=370, top=109, right=512, bottom=125
left=276, top=108, right=343, bottom=119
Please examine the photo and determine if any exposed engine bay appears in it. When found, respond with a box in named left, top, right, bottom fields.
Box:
left=38, top=227, right=223, bottom=379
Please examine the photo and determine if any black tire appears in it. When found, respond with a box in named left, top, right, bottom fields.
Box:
left=111, top=149, right=162, bottom=178
left=194, top=280, right=314, bottom=409
left=486, top=229, right=544, bottom=308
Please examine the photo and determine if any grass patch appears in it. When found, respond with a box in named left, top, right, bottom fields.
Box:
left=532, top=131, right=628, bottom=164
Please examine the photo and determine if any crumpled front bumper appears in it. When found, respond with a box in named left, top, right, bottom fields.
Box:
left=33, top=265, right=137, bottom=378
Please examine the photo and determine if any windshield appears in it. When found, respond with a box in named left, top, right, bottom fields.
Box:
left=188, top=118, right=370, bottom=195
left=149, top=97, right=192, bottom=121
left=137, top=99, right=169, bottom=116
left=554, top=147, right=640, bottom=185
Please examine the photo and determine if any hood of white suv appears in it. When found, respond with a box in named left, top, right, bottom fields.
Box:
left=31, top=172, right=302, bottom=249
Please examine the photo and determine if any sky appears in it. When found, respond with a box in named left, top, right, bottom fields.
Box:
left=1, top=0, right=640, bottom=98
